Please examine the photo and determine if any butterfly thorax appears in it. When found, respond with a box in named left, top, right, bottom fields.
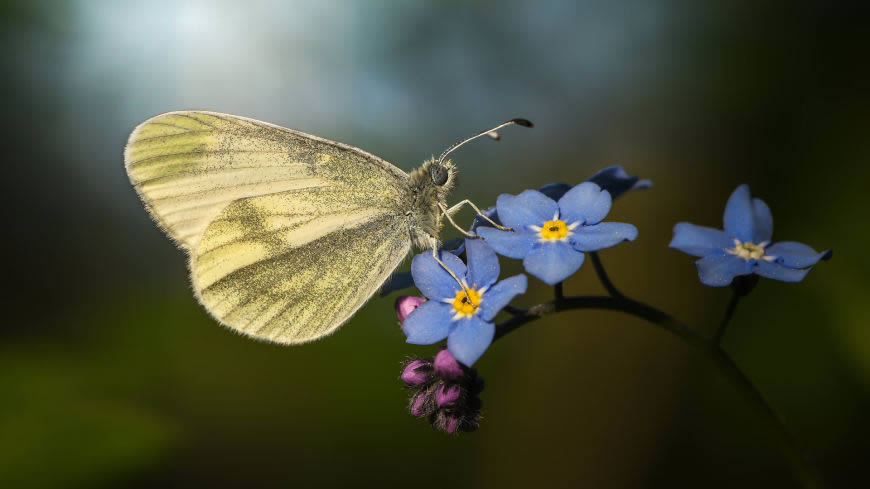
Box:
left=407, top=158, right=457, bottom=250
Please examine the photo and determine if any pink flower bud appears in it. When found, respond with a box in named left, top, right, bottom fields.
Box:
left=435, top=383, right=461, bottom=408
left=408, top=388, right=435, bottom=418
left=434, top=348, right=464, bottom=380
left=401, top=359, right=433, bottom=386
left=433, top=411, right=462, bottom=434
left=395, top=296, right=426, bottom=325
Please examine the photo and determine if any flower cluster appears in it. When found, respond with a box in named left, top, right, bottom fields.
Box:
left=382, top=166, right=650, bottom=296
left=399, top=348, right=484, bottom=434
left=398, top=166, right=649, bottom=368
left=392, top=167, right=831, bottom=435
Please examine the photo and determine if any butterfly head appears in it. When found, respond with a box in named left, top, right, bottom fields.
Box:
left=412, top=158, right=457, bottom=200
left=429, top=159, right=457, bottom=190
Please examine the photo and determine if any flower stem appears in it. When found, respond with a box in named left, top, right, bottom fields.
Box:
left=709, top=345, right=823, bottom=488
left=589, top=251, right=623, bottom=297
left=554, top=282, right=564, bottom=301
left=714, top=291, right=740, bottom=344
left=493, top=292, right=824, bottom=489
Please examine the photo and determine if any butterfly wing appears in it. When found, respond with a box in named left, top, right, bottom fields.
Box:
left=192, top=190, right=411, bottom=343
left=125, top=111, right=413, bottom=343
left=125, top=110, right=409, bottom=250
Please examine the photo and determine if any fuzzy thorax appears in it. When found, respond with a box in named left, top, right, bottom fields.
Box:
left=407, top=158, right=458, bottom=249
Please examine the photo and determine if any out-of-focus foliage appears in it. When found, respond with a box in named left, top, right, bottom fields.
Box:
left=1, top=1, right=867, bottom=488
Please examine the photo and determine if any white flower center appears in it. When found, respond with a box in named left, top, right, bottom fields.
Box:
left=726, top=239, right=776, bottom=261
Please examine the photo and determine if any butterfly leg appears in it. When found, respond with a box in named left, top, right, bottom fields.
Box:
left=431, top=247, right=472, bottom=302
left=445, top=199, right=513, bottom=231
left=438, top=203, right=483, bottom=239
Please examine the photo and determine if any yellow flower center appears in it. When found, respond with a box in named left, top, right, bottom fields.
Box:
left=729, top=240, right=766, bottom=260
left=452, top=288, right=482, bottom=316
left=540, top=219, right=568, bottom=241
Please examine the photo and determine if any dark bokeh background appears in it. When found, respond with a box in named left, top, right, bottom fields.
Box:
left=2, top=1, right=868, bottom=488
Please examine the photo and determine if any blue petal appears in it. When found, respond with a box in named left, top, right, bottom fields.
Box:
left=766, top=241, right=832, bottom=269
left=440, top=238, right=466, bottom=256
left=472, top=168, right=651, bottom=232
left=723, top=184, right=754, bottom=242
left=379, top=271, right=415, bottom=296
left=558, top=182, right=612, bottom=225
left=752, top=198, right=773, bottom=244
left=477, top=227, right=538, bottom=259
left=523, top=242, right=585, bottom=285
left=447, top=316, right=495, bottom=366
left=496, top=190, right=558, bottom=229
left=479, top=274, right=528, bottom=321
left=471, top=205, right=500, bottom=231
left=586, top=165, right=653, bottom=200
left=669, top=222, right=733, bottom=257
left=695, top=254, right=753, bottom=287
left=411, top=250, right=466, bottom=300
left=538, top=183, right=573, bottom=201
left=754, top=260, right=811, bottom=283
left=380, top=241, right=467, bottom=296
left=465, top=238, right=500, bottom=289
left=569, top=222, right=638, bottom=252
left=403, top=301, right=455, bottom=344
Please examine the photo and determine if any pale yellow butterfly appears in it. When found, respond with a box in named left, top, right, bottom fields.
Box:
left=124, top=111, right=530, bottom=344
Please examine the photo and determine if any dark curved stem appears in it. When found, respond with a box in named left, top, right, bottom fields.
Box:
left=714, top=291, right=741, bottom=344
left=495, top=295, right=705, bottom=346
left=589, top=252, right=623, bottom=297
left=554, top=282, right=564, bottom=301
left=493, top=294, right=824, bottom=489
left=710, top=346, right=822, bottom=488
left=502, top=304, right=528, bottom=316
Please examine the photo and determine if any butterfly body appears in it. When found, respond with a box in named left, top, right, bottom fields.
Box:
left=125, top=111, right=457, bottom=344
left=407, top=158, right=457, bottom=249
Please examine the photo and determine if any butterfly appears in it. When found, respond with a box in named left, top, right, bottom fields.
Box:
left=125, top=111, right=530, bottom=344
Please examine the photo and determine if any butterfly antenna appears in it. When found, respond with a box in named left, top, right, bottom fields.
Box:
left=437, top=118, right=534, bottom=166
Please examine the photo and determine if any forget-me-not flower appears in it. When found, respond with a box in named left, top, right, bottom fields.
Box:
left=402, top=239, right=527, bottom=366
left=384, top=166, right=650, bottom=296
left=669, top=184, right=832, bottom=286
left=477, top=182, right=638, bottom=285
left=472, top=165, right=651, bottom=231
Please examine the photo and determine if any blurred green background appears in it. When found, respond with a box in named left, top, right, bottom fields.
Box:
left=2, top=1, right=868, bottom=488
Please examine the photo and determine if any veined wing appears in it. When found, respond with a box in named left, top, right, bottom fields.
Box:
left=124, top=110, right=409, bottom=250
left=191, top=188, right=412, bottom=344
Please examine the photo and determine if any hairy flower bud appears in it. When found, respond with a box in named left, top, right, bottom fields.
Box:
left=401, top=358, right=433, bottom=386
left=435, top=383, right=461, bottom=408
left=432, top=411, right=462, bottom=434
left=408, top=385, right=438, bottom=418
left=399, top=348, right=484, bottom=434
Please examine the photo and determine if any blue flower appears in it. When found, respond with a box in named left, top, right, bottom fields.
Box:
left=472, top=165, right=651, bottom=231
left=403, top=239, right=527, bottom=366
left=477, top=182, right=638, bottom=285
left=669, top=184, right=832, bottom=287
left=383, top=167, right=649, bottom=296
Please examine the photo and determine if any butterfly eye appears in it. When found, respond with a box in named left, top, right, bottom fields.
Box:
left=430, top=166, right=449, bottom=186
